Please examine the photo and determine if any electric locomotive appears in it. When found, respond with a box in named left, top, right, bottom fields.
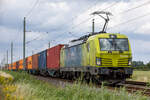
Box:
left=60, top=32, right=132, bottom=81
left=59, top=11, right=132, bottom=81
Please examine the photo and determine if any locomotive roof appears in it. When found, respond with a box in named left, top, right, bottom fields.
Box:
left=68, top=32, right=128, bottom=47
left=71, top=32, right=127, bottom=42
left=88, top=33, right=128, bottom=40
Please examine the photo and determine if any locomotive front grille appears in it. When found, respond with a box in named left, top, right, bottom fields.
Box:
left=101, top=58, right=112, bottom=66
left=118, top=58, right=129, bottom=66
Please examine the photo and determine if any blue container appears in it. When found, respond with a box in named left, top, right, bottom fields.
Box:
left=64, top=45, right=82, bottom=67
left=38, top=50, right=47, bottom=70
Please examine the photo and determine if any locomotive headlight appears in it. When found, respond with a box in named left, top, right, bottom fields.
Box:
left=128, top=59, right=132, bottom=66
left=96, top=57, right=101, bottom=66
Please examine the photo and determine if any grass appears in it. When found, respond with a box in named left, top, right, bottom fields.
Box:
left=130, top=71, right=150, bottom=82
left=0, top=70, right=150, bottom=100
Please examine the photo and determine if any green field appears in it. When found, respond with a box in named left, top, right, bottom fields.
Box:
left=130, top=71, right=150, bottom=82
left=0, top=71, right=150, bottom=100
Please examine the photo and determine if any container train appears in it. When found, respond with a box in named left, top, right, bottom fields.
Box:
left=6, top=11, right=133, bottom=83
left=6, top=32, right=133, bottom=82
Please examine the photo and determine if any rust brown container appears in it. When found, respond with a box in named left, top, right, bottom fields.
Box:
left=47, top=44, right=64, bottom=70
left=32, top=54, right=38, bottom=70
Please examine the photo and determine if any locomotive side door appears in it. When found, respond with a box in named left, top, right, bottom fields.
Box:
left=86, top=41, right=95, bottom=66
left=89, top=41, right=95, bottom=66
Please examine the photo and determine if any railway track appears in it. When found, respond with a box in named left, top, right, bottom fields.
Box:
left=116, top=81, right=150, bottom=96
left=125, top=81, right=149, bottom=86
left=33, top=75, right=74, bottom=88
left=34, top=75, right=150, bottom=96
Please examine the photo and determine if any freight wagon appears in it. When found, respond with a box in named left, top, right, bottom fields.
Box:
left=8, top=64, right=11, bottom=70
left=47, top=44, right=64, bottom=77
left=27, top=44, right=64, bottom=76
left=19, top=59, right=23, bottom=70
left=38, top=50, right=47, bottom=75
left=16, top=61, right=19, bottom=70
left=12, top=62, right=16, bottom=71
left=26, top=56, right=32, bottom=73
left=32, top=54, right=39, bottom=74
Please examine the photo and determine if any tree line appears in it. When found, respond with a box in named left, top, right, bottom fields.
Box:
left=132, top=61, right=150, bottom=70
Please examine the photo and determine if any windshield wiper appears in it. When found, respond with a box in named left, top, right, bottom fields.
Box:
left=115, top=44, right=123, bottom=53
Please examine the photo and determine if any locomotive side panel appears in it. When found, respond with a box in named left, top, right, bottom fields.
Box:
left=81, top=43, right=88, bottom=66
left=63, top=44, right=83, bottom=67
left=60, top=41, right=96, bottom=68
left=89, top=40, right=96, bottom=66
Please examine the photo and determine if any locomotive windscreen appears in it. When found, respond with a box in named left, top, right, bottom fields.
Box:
left=99, top=38, right=129, bottom=51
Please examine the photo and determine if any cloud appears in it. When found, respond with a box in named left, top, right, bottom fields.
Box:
left=135, top=22, right=150, bottom=34
left=1, top=0, right=150, bottom=64
left=0, top=26, right=21, bottom=43
left=108, top=0, right=150, bottom=34
left=73, top=0, right=150, bottom=35
left=130, top=39, right=150, bottom=63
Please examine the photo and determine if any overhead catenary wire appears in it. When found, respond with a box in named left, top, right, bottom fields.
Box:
left=72, top=0, right=100, bottom=21
left=26, top=38, right=56, bottom=56
left=74, top=0, right=150, bottom=30
left=119, top=0, right=150, bottom=14
left=10, top=1, right=120, bottom=62
left=108, top=11, right=150, bottom=30
left=23, top=0, right=40, bottom=59
left=71, top=0, right=150, bottom=31
left=26, top=0, right=150, bottom=50
left=26, top=32, right=55, bottom=51
left=55, top=1, right=121, bottom=44
left=26, top=31, right=49, bottom=44
left=26, top=0, right=100, bottom=42
left=97, top=1, right=120, bottom=11
left=26, top=45, right=40, bottom=56
left=84, top=0, right=101, bottom=12
left=71, top=17, right=93, bottom=29
left=25, top=1, right=120, bottom=46
left=25, top=30, right=76, bottom=45
left=106, top=0, right=150, bottom=30
left=25, top=0, right=40, bottom=18
left=71, top=1, right=120, bottom=30
left=70, top=0, right=101, bottom=37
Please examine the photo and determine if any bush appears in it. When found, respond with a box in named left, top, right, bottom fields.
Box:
left=1, top=71, right=149, bottom=100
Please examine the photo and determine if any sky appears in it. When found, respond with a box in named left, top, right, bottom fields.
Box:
left=0, top=0, right=150, bottom=65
